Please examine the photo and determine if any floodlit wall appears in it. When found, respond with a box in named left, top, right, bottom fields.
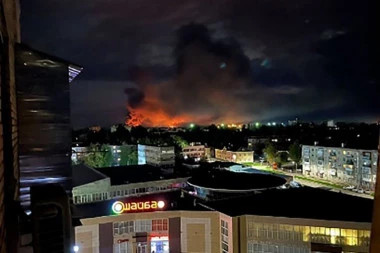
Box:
left=302, top=145, right=378, bottom=190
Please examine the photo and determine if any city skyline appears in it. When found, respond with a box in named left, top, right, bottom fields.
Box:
left=21, top=0, right=377, bottom=129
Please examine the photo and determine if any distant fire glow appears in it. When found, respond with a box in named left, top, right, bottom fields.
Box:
left=124, top=23, right=253, bottom=128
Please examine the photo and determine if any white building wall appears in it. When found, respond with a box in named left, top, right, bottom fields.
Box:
left=138, top=144, right=175, bottom=167
left=72, top=177, right=189, bottom=205
left=302, top=145, right=377, bottom=190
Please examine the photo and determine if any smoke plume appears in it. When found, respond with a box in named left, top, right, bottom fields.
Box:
left=125, top=23, right=252, bottom=127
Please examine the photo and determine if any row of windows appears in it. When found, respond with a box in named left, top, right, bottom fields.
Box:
left=221, top=220, right=229, bottom=253
left=113, top=219, right=168, bottom=235
left=183, top=148, right=204, bottom=152
left=74, top=185, right=173, bottom=204
left=247, top=222, right=371, bottom=247
left=248, top=242, right=309, bottom=253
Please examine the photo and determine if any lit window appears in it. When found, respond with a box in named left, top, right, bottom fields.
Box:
left=221, top=220, right=229, bottom=252
left=135, top=220, right=152, bottom=232
left=113, top=221, right=134, bottom=236
left=152, top=219, right=168, bottom=231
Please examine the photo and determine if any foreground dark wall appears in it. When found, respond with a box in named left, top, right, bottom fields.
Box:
left=15, top=44, right=72, bottom=207
left=1, top=1, right=21, bottom=253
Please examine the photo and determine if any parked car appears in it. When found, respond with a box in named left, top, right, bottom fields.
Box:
left=343, top=185, right=355, bottom=190
left=357, top=189, right=364, bottom=194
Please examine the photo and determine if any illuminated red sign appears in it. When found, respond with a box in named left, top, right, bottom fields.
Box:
left=112, top=200, right=165, bottom=214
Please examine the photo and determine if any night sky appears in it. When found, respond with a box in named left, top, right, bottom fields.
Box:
left=21, top=0, right=377, bottom=129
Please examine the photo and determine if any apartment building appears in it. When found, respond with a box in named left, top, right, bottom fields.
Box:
left=72, top=144, right=137, bottom=166
left=182, top=143, right=205, bottom=159
left=302, top=145, right=378, bottom=190
left=138, top=144, right=175, bottom=167
left=215, top=147, right=254, bottom=164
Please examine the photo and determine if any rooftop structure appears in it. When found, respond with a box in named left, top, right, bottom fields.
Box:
left=72, top=164, right=188, bottom=205
left=187, top=167, right=287, bottom=200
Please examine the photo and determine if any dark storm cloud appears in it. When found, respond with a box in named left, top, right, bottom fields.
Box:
left=21, top=0, right=378, bottom=128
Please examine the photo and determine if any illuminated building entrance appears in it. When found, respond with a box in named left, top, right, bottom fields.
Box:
left=150, top=236, right=169, bottom=253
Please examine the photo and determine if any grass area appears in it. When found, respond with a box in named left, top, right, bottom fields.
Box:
left=294, top=175, right=343, bottom=189
left=249, top=164, right=344, bottom=189
left=242, top=162, right=262, bottom=166
left=253, top=166, right=287, bottom=175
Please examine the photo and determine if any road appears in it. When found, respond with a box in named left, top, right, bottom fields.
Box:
left=250, top=165, right=374, bottom=200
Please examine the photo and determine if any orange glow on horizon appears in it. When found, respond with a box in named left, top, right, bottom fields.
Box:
left=126, top=105, right=192, bottom=127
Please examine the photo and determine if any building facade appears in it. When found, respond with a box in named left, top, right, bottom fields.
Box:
left=138, top=144, right=175, bottom=167
left=237, top=215, right=371, bottom=253
left=182, top=143, right=205, bottom=159
left=74, top=205, right=371, bottom=253
left=75, top=210, right=232, bottom=253
left=215, top=147, right=254, bottom=164
left=72, top=144, right=137, bottom=167
left=72, top=165, right=188, bottom=205
left=0, top=1, right=21, bottom=252
left=302, top=145, right=378, bottom=190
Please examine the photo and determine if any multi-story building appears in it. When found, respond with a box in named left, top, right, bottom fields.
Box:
left=215, top=147, right=254, bottom=164
left=74, top=188, right=373, bottom=253
left=138, top=144, right=175, bottom=167
left=72, top=164, right=188, bottom=205
left=1, top=1, right=21, bottom=252
left=72, top=144, right=137, bottom=166
left=182, top=143, right=205, bottom=160
left=302, top=145, right=378, bottom=190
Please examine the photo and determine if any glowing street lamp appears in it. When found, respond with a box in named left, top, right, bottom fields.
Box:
left=189, top=123, right=195, bottom=128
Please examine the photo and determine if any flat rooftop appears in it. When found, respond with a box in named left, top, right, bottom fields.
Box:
left=95, top=165, right=184, bottom=185
left=72, top=164, right=107, bottom=187
left=73, top=187, right=373, bottom=223
left=203, top=187, right=373, bottom=223
left=188, top=168, right=286, bottom=190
